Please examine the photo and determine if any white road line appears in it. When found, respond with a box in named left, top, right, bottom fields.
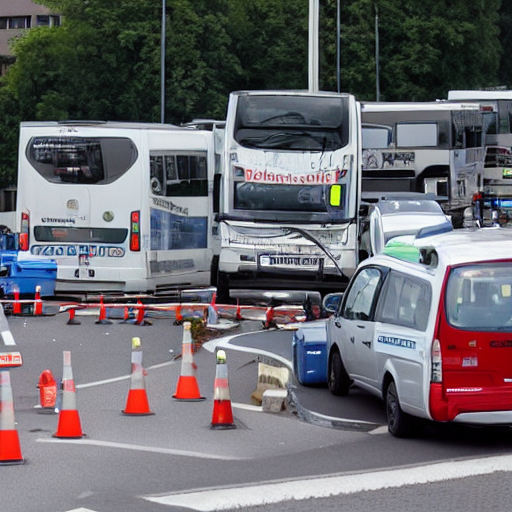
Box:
left=143, top=454, right=512, bottom=511
left=203, top=330, right=291, bottom=367
left=65, top=509, right=99, bottom=512
left=76, top=360, right=174, bottom=389
left=1, top=329, right=16, bottom=345
left=36, top=438, right=244, bottom=461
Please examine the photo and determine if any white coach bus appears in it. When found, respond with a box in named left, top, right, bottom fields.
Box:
left=448, top=90, right=512, bottom=225
left=213, top=90, right=362, bottom=302
left=361, top=101, right=486, bottom=227
left=15, top=121, right=216, bottom=295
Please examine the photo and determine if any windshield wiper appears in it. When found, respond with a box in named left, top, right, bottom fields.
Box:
left=259, top=111, right=307, bottom=125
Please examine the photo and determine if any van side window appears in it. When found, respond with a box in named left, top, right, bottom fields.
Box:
left=342, top=267, right=382, bottom=321
left=375, top=270, right=431, bottom=331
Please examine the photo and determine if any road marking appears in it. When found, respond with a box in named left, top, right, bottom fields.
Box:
left=76, top=360, right=174, bottom=389
left=368, top=425, right=389, bottom=435
left=37, top=438, right=244, bottom=461
left=143, top=454, right=512, bottom=510
left=65, top=509, right=99, bottom=512
left=1, top=329, right=16, bottom=345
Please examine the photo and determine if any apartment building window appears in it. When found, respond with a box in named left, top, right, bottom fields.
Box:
left=0, top=17, right=32, bottom=29
left=37, top=15, right=61, bottom=27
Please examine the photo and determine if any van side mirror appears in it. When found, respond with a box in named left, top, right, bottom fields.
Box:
left=322, top=292, right=344, bottom=317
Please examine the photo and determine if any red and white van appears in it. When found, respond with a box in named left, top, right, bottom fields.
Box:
left=326, top=227, right=512, bottom=437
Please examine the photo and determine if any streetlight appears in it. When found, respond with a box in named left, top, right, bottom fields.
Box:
left=337, top=0, right=340, bottom=93
left=160, top=0, right=166, bottom=123
left=375, top=4, right=380, bottom=101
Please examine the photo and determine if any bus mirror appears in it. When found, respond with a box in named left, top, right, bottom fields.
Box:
left=19, top=233, right=29, bottom=251
left=330, top=185, right=342, bottom=207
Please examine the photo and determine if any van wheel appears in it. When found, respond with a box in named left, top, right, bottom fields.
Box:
left=386, top=380, right=414, bottom=438
left=216, top=271, right=230, bottom=305
left=328, top=351, right=351, bottom=396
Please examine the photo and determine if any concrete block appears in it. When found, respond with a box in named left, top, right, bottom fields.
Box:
left=262, top=388, right=287, bottom=413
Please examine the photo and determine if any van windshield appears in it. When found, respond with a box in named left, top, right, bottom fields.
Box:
left=445, top=262, right=512, bottom=331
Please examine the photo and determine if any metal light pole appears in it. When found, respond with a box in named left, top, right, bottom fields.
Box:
left=337, top=0, right=341, bottom=93
left=160, top=0, right=166, bottom=123
left=308, top=0, right=319, bottom=93
left=375, top=4, right=380, bottom=101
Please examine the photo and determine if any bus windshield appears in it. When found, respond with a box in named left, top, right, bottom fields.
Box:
left=27, top=136, right=138, bottom=184
left=234, top=94, right=349, bottom=151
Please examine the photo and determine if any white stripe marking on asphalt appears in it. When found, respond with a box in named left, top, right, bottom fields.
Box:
left=143, top=454, right=512, bottom=510
left=1, top=330, right=16, bottom=345
left=76, top=360, right=175, bottom=388
left=36, top=438, right=243, bottom=461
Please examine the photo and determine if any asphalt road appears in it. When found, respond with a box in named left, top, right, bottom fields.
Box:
left=2, top=305, right=512, bottom=512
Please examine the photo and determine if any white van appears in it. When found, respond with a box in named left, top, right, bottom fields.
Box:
left=326, top=228, right=512, bottom=437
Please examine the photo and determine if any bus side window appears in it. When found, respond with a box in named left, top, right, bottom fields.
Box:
left=150, top=156, right=164, bottom=195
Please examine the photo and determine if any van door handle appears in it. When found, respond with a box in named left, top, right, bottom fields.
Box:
left=357, top=324, right=365, bottom=329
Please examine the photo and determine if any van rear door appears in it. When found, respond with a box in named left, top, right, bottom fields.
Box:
left=433, top=262, right=512, bottom=421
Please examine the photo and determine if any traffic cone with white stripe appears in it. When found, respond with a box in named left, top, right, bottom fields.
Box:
left=211, top=349, right=236, bottom=430
left=33, top=285, right=43, bottom=316
left=122, top=337, right=154, bottom=415
left=53, top=351, right=84, bottom=438
left=172, top=321, right=205, bottom=401
left=0, top=371, right=25, bottom=465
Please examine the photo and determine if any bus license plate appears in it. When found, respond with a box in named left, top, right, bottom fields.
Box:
left=259, top=254, right=322, bottom=269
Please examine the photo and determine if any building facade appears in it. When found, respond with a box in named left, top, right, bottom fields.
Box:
left=1, top=0, right=61, bottom=75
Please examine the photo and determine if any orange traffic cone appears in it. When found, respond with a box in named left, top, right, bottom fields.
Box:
left=0, top=371, right=25, bottom=465
left=173, top=321, right=205, bottom=401
left=135, top=300, right=152, bottom=326
left=66, top=307, right=81, bottom=325
left=53, top=351, right=84, bottom=438
left=211, top=349, right=236, bottom=430
left=119, top=306, right=132, bottom=324
left=173, top=304, right=183, bottom=325
left=33, top=285, right=43, bottom=316
left=13, top=288, right=22, bottom=315
left=122, top=337, right=154, bottom=415
left=264, top=306, right=275, bottom=329
left=95, top=295, right=112, bottom=325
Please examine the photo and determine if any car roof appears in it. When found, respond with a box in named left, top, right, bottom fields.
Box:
left=365, top=228, right=512, bottom=274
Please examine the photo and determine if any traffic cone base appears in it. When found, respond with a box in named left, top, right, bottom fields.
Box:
left=0, top=430, right=25, bottom=465
left=53, top=409, right=84, bottom=438
left=211, top=400, right=235, bottom=430
left=122, top=388, right=154, bottom=416
left=67, top=308, right=81, bottom=325
left=173, top=376, right=205, bottom=401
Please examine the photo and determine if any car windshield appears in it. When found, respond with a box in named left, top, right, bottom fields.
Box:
left=445, top=262, right=512, bottom=331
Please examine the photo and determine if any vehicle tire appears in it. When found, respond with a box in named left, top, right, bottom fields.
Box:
left=216, top=270, right=230, bottom=305
left=386, top=380, right=414, bottom=438
left=328, top=350, right=351, bottom=396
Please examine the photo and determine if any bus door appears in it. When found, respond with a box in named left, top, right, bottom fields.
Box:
left=148, top=150, right=212, bottom=288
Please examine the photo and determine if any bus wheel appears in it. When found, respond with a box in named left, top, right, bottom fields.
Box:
left=328, top=350, right=351, bottom=396
left=216, top=271, right=230, bottom=305
left=386, top=380, right=414, bottom=438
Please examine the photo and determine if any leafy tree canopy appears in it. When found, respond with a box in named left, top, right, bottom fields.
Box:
left=0, top=0, right=506, bottom=187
